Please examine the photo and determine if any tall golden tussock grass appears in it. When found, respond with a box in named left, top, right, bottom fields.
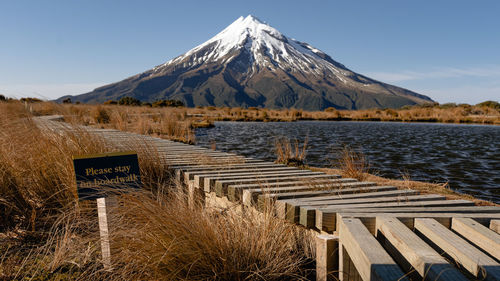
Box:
left=274, top=137, right=308, bottom=167
left=0, top=102, right=109, bottom=231
left=4, top=189, right=314, bottom=280
left=336, top=146, right=370, bottom=181
left=59, top=104, right=197, bottom=143
left=104, top=192, right=313, bottom=280
left=1, top=102, right=314, bottom=280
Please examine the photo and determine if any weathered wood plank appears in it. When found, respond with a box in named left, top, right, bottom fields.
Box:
left=318, top=205, right=499, bottom=232
left=451, top=217, right=500, bottom=260
left=491, top=220, right=500, bottom=234
left=316, top=234, right=339, bottom=281
left=279, top=189, right=419, bottom=220
left=193, top=169, right=312, bottom=190
left=244, top=180, right=372, bottom=207
left=214, top=174, right=338, bottom=196
left=228, top=177, right=346, bottom=201
left=414, top=218, right=500, bottom=280
left=301, top=200, right=473, bottom=228
left=294, top=192, right=445, bottom=221
left=337, top=213, right=500, bottom=235
left=338, top=218, right=408, bottom=281
left=289, top=193, right=437, bottom=224
left=261, top=185, right=398, bottom=203
left=181, top=164, right=285, bottom=179
left=174, top=162, right=277, bottom=182
left=376, top=217, right=468, bottom=280
left=188, top=167, right=300, bottom=187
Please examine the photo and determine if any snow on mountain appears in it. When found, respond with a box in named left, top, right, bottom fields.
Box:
left=155, top=15, right=348, bottom=80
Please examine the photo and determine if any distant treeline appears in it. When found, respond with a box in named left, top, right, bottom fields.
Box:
left=58, top=96, right=185, bottom=107
left=1, top=94, right=499, bottom=111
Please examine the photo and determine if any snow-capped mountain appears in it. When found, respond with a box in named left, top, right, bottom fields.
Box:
left=61, top=15, right=433, bottom=109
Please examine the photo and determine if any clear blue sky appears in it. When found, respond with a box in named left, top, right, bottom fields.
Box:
left=1, top=0, right=499, bottom=104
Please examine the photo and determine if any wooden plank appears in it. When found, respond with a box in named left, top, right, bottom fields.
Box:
left=330, top=211, right=500, bottom=234
left=180, top=162, right=283, bottom=178
left=189, top=167, right=301, bottom=187
left=227, top=177, right=346, bottom=201
left=214, top=173, right=338, bottom=196
left=174, top=162, right=277, bottom=182
left=336, top=213, right=500, bottom=235
left=414, top=218, right=500, bottom=280
left=491, top=220, right=500, bottom=234
left=288, top=193, right=435, bottom=224
left=338, top=218, right=408, bottom=281
left=300, top=199, right=472, bottom=228
left=316, top=234, right=339, bottom=281
left=244, top=180, right=371, bottom=207
left=279, top=189, right=419, bottom=220
left=329, top=205, right=500, bottom=214
left=318, top=205, right=498, bottom=232
left=193, top=169, right=312, bottom=190
left=451, top=218, right=500, bottom=260
left=376, top=217, right=468, bottom=280
left=260, top=185, right=397, bottom=202
left=289, top=191, right=428, bottom=207
left=320, top=199, right=474, bottom=211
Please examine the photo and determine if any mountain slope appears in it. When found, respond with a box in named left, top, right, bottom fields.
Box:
left=60, top=15, right=433, bottom=110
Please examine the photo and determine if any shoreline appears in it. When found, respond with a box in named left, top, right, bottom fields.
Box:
left=207, top=118, right=500, bottom=126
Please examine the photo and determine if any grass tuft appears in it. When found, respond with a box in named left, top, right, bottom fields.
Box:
left=274, top=137, right=308, bottom=167
left=336, top=146, right=370, bottom=181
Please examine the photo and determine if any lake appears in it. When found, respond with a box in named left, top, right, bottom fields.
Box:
left=195, top=121, right=500, bottom=204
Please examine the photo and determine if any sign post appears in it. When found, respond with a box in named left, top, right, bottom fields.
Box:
left=73, top=151, right=141, bottom=270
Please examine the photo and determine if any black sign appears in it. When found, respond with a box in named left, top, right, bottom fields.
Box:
left=73, top=151, right=141, bottom=200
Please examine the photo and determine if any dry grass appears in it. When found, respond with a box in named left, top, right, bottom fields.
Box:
left=27, top=102, right=198, bottom=144
left=0, top=101, right=315, bottom=280
left=0, top=102, right=109, bottom=232
left=275, top=137, right=308, bottom=167
left=106, top=191, right=314, bottom=281
left=335, top=146, right=370, bottom=181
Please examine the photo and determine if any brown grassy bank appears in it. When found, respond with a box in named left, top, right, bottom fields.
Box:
left=198, top=102, right=500, bottom=124
left=18, top=99, right=500, bottom=131
left=0, top=102, right=314, bottom=280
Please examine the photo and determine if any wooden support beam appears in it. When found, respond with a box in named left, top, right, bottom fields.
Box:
left=318, top=205, right=500, bottom=232
left=214, top=173, right=337, bottom=196
left=244, top=180, right=370, bottom=207
left=228, top=177, right=345, bottom=202
left=451, top=218, right=500, bottom=261
left=279, top=189, right=417, bottom=220
left=414, top=218, right=500, bottom=280
left=351, top=213, right=500, bottom=234
left=376, top=217, right=468, bottom=280
left=195, top=169, right=316, bottom=190
left=261, top=185, right=397, bottom=203
left=300, top=199, right=471, bottom=229
left=491, top=220, right=500, bottom=234
left=338, top=218, right=408, bottom=281
left=97, top=196, right=117, bottom=271
left=316, top=234, right=339, bottom=281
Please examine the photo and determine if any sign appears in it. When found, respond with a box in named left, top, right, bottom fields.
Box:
left=73, top=151, right=141, bottom=200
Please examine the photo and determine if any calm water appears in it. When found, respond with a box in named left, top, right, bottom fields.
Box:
left=195, top=121, right=500, bottom=203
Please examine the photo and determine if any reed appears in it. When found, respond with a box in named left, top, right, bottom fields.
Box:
left=274, top=137, right=308, bottom=167
left=336, top=146, right=370, bottom=181
left=0, top=101, right=314, bottom=280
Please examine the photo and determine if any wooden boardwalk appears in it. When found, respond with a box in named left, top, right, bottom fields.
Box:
left=37, top=116, right=500, bottom=281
